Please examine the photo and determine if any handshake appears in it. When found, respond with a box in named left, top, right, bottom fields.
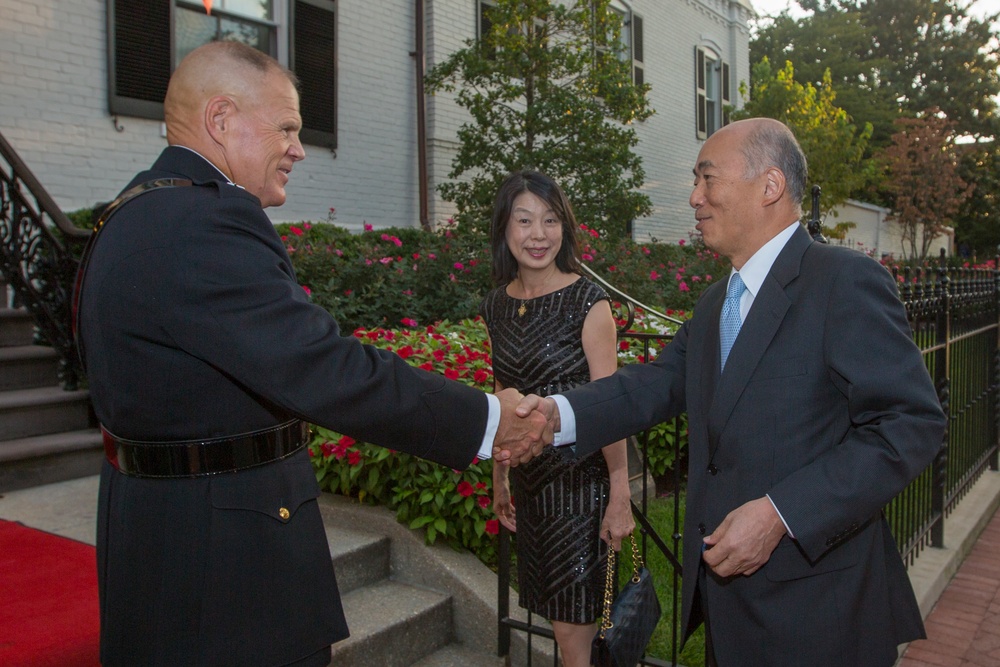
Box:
left=491, top=388, right=561, bottom=466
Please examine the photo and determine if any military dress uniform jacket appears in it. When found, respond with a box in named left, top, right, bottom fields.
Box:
left=559, top=225, right=946, bottom=666
left=78, top=147, right=488, bottom=666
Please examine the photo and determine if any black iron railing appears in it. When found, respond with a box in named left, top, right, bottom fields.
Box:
left=0, top=130, right=90, bottom=389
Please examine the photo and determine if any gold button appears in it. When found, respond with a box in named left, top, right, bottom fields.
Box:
left=278, top=507, right=290, bottom=520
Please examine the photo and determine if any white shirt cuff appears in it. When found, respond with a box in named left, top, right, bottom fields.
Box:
left=549, top=394, right=576, bottom=446
left=766, top=493, right=795, bottom=539
left=477, top=393, right=501, bottom=460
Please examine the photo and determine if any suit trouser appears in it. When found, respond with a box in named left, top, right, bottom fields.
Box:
left=699, top=563, right=718, bottom=667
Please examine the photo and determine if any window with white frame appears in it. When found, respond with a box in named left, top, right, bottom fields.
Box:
left=602, top=1, right=644, bottom=85
left=108, top=0, right=337, bottom=148
left=695, top=46, right=731, bottom=140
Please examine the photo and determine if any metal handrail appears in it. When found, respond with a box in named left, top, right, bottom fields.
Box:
left=0, top=129, right=90, bottom=389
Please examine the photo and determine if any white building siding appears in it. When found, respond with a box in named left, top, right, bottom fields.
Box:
left=1, top=0, right=751, bottom=238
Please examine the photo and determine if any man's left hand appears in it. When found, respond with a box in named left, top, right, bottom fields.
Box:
left=702, top=497, right=787, bottom=578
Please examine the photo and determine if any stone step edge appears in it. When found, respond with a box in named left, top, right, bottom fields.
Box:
left=0, top=385, right=90, bottom=410
left=0, top=428, right=102, bottom=463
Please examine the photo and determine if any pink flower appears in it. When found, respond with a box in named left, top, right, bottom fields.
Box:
left=428, top=253, right=437, bottom=260
left=679, top=281, right=690, bottom=292
left=485, top=519, right=500, bottom=536
left=643, top=247, right=651, bottom=255
left=301, top=285, right=312, bottom=296
left=290, top=225, right=304, bottom=236
left=363, top=222, right=373, bottom=231
left=582, top=253, right=594, bottom=261
left=457, top=480, right=475, bottom=497
left=454, top=262, right=464, bottom=270
left=401, top=317, right=417, bottom=327
left=379, top=257, right=393, bottom=265
left=678, top=239, right=686, bottom=246
left=649, top=270, right=660, bottom=281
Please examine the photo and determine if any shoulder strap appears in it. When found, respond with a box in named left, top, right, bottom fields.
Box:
left=72, top=178, right=194, bottom=372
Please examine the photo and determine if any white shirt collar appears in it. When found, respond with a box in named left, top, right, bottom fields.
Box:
left=729, top=221, right=801, bottom=298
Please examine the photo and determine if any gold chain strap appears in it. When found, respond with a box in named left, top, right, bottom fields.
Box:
left=598, top=533, right=643, bottom=639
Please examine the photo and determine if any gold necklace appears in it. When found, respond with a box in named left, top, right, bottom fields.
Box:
left=518, top=301, right=527, bottom=317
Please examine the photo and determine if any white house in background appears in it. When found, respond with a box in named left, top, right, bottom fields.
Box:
left=827, top=200, right=954, bottom=261
left=0, top=0, right=752, bottom=242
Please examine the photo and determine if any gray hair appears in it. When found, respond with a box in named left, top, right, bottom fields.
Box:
left=741, top=122, right=808, bottom=208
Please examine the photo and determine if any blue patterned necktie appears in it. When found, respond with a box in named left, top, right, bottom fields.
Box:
left=719, top=272, right=746, bottom=371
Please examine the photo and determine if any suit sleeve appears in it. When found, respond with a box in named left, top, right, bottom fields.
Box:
left=766, top=256, right=946, bottom=560
left=166, top=197, right=486, bottom=470
left=563, top=318, right=689, bottom=457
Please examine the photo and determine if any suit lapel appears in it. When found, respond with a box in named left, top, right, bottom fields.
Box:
left=706, top=226, right=812, bottom=458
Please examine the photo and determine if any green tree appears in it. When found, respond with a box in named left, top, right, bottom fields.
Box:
left=732, top=57, right=875, bottom=221
left=751, top=0, right=1000, bottom=149
left=955, top=141, right=1000, bottom=260
left=425, top=0, right=653, bottom=238
left=877, top=109, right=974, bottom=260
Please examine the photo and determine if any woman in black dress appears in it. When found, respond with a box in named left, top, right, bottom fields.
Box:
left=480, top=171, right=634, bottom=667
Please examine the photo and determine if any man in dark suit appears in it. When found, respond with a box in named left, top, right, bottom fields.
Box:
left=515, top=118, right=946, bottom=666
left=76, top=41, right=547, bottom=667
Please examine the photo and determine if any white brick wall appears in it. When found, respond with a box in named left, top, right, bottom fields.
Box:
left=0, top=0, right=750, bottom=238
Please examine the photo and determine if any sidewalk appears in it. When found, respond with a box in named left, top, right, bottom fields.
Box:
left=898, top=490, right=1000, bottom=667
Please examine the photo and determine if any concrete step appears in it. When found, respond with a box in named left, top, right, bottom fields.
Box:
left=0, top=344, right=60, bottom=390
left=327, top=526, right=391, bottom=596
left=0, top=428, right=103, bottom=493
left=330, top=579, right=452, bottom=667
left=0, top=308, right=35, bottom=347
left=0, top=386, right=93, bottom=440
left=411, top=643, right=507, bottom=667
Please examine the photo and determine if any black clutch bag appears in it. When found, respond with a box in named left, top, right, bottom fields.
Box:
left=591, top=533, right=662, bottom=667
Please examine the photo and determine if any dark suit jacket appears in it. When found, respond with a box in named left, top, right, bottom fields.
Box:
left=79, top=147, right=487, bottom=666
left=562, top=225, right=946, bottom=666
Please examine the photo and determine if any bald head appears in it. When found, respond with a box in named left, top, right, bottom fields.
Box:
left=164, top=41, right=297, bottom=150
left=162, top=41, right=305, bottom=207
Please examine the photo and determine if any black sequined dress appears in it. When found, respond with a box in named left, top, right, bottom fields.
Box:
left=479, top=276, right=612, bottom=624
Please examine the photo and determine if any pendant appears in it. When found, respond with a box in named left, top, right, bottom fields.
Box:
left=518, top=302, right=527, bottom=317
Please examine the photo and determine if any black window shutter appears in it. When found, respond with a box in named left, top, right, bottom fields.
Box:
left=293, top=0, right=337, bottom=149
left=696, top=47, right=707, bottom=139
left=108, top=0, right=171, bottom=119
left=632, top=13, right=643, bottom=85
left=721, top=61, right=731, bottom=126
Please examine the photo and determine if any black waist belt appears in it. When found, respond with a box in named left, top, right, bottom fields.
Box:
left=102, top=419, right=310, bottom=478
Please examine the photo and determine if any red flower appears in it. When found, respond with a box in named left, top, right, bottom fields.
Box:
left=485, top=519, right=500, bottom=536
left=445, top=368, right=460, bottom=380
left=397, top=345, right=415, bottom=359
left=433, top=349, right=446, bottom=362
left=419, top=362, right=434, bottom=371
left=337, top=435, right=356, bottom=447
left=401, top=317, right=417, bottom=327
left=457, top=480, right=475, bottom=497
left=478, top=495, right=491, bottom=509
left=290, top=225, right=304, bottom=236
left=301, top=285, right=311, bottom=296
left=320, top=441, right=336, bottom=457
left=474, top=369, right=490, bottom=384
left=475, top=482, right=487, bottom=490
left=619, top=340, right=630, bottom=352
left=347, top=450, right=362, bottom=466
left=649, top=270, right=660, bottom=281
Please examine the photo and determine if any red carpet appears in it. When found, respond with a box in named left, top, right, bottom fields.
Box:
left=0, top=519, right=100, bottom=667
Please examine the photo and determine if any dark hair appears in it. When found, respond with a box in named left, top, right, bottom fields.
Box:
left=490, top=171, right=582, bottom=285
left=741, top=121, right=808, bottom=211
